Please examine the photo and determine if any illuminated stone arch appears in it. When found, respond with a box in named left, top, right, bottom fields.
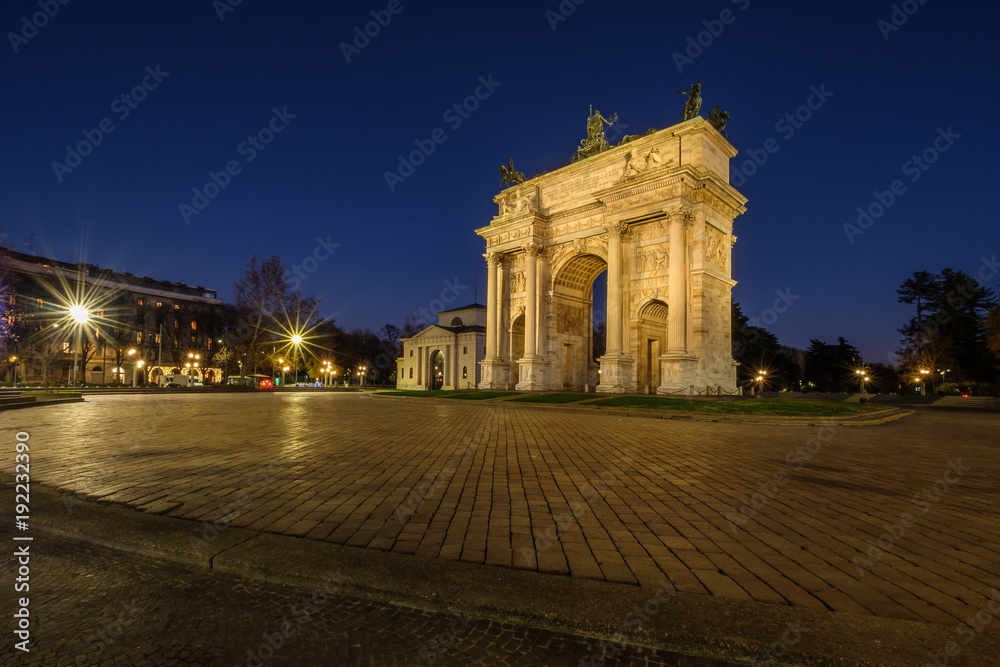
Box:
left=477, top=116, right=746, bottom=394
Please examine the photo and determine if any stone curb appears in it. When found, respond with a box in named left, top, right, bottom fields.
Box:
left=11, top=473, right=997, bottom=667
left=371, top=393, right=913, bottom=426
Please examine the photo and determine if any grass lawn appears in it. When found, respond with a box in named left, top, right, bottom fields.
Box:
left=588, top=396, right=875, bottom=416
left=375, top=390, right=517, bottom=400
left=509, top=393, right=600, bottom=404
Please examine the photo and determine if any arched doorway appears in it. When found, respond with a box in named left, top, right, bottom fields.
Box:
left=430, top=350, right=445, bottom=390
left=551, top=253, right=607, bottom=391
left=636, top=300, right=668, bottom=393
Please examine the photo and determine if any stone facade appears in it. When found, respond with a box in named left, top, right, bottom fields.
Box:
left=476, top=117, right=747, bottom=394
left=396, top=304, right=486, bottom=390
left=1, top=249, right=223, bottom=385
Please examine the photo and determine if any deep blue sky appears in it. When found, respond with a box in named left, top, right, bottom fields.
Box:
left=3, top=0, right=997, bottom=364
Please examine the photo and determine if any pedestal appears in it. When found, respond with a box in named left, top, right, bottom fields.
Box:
left=478, top=358, right=509, bottom=390
left=656, top=354, right=699, bottom=395
left=596, top=354, right=635, bottom=394
left=515, top=356, right=549, bottom=392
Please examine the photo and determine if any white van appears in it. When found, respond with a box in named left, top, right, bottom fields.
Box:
left=160, top=373, right=195, bottom=388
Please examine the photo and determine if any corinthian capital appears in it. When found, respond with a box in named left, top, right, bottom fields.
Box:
left=523, top=241, right=544, bottom=257
left=603, top=220, right=630, bottom=239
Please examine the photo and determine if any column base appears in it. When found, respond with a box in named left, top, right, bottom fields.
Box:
left=597, top=354, right=635, bottom=394
left=478, top=358, right=510, bottom=390
left=656, top=354, right=699, bottom=395
left=515, top=356, right=549, bottom=392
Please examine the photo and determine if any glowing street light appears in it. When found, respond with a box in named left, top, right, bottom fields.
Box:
left=128, top=348, right=137, bottom=387
left=854, top=369, right=870, bottom=395
left=290, top=334, right=303, bottom=385
left=69, top=304, right=90, bottom=387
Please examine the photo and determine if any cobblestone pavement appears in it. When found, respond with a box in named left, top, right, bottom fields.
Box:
left=5, top=393, right=1000, bottom=628
left=0, top=530, right=733, bottom=666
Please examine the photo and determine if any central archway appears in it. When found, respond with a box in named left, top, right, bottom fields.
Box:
left=551, top=253, right=607, bottom=391
left=430, top=350, right=444, bottom=390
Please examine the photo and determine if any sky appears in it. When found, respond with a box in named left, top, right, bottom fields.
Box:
left=2, top=0, right=997, bottom=365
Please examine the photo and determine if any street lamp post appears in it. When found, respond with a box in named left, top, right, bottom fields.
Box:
left=10, top=356, right=17, bottom=388
left=291, top=335, right=302, bottom=385
left=854, top=369, right=869, bottom=394
left=129, top=348, right=137, bottom=387
left=69, top=305, right=89, bottom=387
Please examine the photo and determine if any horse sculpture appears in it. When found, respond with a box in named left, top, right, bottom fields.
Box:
left=499, top=157, right=525, bottom=187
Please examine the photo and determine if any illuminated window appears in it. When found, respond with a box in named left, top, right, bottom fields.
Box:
left=462, top=366, right=468, bottom=379
left=174, top=304, right=180, bottom=310
left=154, top=333, right=161, bottom=344
left=62, top=342, right=70, bottom=353
left=174, top=320, right=179, bottom=329
left=190, top=321, right=197, bottom=331
left=156, top=302, right=162, bottom=309
left=136, top=332, right=143, bottom=344
left=137, top=298, right=144, bottom=306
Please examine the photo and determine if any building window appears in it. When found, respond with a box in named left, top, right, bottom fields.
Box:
left=463, top=346, right=467, bottom=354
left=190, top=335, right=196, bottom=345
left=409, top=350, right=413, bottom=357
left=156, top=302, right=162, bottom=309
left=62, top=342, right=70, bottom=353
left=174, top=304, right=180, bottom=310
left=174, top=320, right=179, bottom=329
left=462, top=366, right=468, bottom=379
left=154, top=333, right=161, bottom=344
left=136, top=332, right=143, bottom=344
left=137, top=298, right=144, bottom=306
left=451, top=317, right=463, bottom=326
left=172, top=335, right=179, bottom=348
left=36, top=298, right=43, bottom=307
left=409, top=368, right=413, bottom=379
left=191, top=321, right=197, bottom=330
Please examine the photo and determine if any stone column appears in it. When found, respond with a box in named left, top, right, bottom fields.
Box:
left=478, top=252, right=509, bottom=389
left=605, top=221, right=626, bottom=355
left=658, top=208, right=697, bottom=395
left=535, top=250, right=547, bottom=355
left=523, top=243, right=539, bottom=357
left=485, top=252, right=498, bottom=358
left=597, top=221, right=635, bottom=393
left=417, top=346, right=423, bottom=386
left=667, top=212, right=688, bottom=354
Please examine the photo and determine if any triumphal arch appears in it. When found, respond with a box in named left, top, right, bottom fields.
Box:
left=477, top=112, right=747, bottom=394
